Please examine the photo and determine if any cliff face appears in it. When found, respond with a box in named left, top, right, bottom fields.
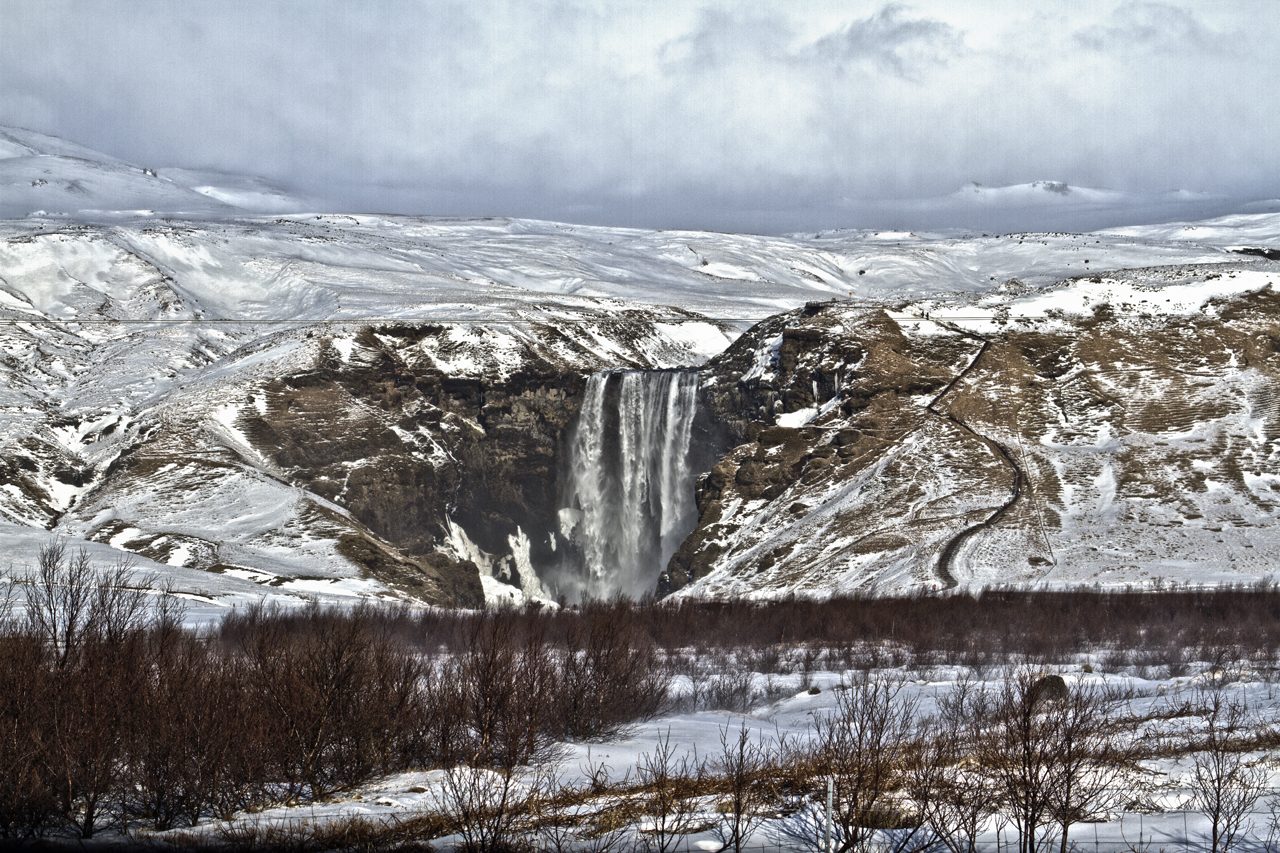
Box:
left=667, top=262, right=1280, bottom=598
left=53, top=314, right=719, bottom=608
left=0, top=220, right=739, bottom=608
left=666, top=301, right=990, bottom=595
left=236, top=325, right=601, bottom=605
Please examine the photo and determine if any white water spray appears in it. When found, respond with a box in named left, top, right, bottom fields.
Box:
left=557, top=370, right=700, bottom=599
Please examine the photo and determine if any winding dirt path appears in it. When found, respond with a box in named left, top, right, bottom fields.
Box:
left=925, top=327, right=1026, bottom=589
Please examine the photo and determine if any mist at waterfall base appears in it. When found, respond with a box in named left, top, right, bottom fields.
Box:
left=550, top=370, right=702, bottom=602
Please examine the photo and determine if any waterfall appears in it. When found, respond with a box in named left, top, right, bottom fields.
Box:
left=556, top=370, right=700, bottom=600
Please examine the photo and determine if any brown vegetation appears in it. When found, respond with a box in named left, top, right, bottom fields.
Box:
left=6, top=546, right=1280, bottom=849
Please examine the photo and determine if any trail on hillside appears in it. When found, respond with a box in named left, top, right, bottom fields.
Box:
left=925, top=326, right=1026, bottom=589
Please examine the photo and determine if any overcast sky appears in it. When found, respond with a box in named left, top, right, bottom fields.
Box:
left=3, top=1, right=1279, bottom=233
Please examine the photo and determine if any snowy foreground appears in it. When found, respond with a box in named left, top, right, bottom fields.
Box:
left=121, top=660, right=1280, bottom=853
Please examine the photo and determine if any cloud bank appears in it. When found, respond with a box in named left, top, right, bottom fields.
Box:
left=2, top=1, right=1278, bottom=233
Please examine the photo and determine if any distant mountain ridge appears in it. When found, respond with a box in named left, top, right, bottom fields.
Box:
left=0, top=125, right=306, bottom=218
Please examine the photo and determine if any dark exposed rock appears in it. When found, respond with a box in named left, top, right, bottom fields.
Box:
left=236, top=327, right=596, bottom=605
left=1030, top=674, right=1069, bottom=704
left=1233, top=247, right=1280, bottom=261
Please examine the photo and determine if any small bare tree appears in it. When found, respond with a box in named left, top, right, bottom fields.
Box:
left=433, top=762, right=553, bottom=853
left=783, top=675, right=920, bottom=853
left=560, top=597, right=670, bottom=740
left=711, top=720, right=775, bottom=853
left=1044, top=681, right=1135, bottom=853
left=635, top=729, right=707, bottom=853
left=30, top=543, right=151, bottom=838
left=0, top=623, right=56, bottom=838
left=977, top=670, right=1061, bottom=853
left=24, top=542, right=95, bottom=670
left=911, top=675, right=1004, bottom=853
left=1186, top=689, right=1266, bottom=853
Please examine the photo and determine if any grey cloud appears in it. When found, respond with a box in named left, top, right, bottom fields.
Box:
left=1074, top=2, right=1233, bottom=53
left=659, top=7, right=796, bottom=70
left=811, top=4, right=963, bottom=80
left=1, top=1, right=1278, bottom=234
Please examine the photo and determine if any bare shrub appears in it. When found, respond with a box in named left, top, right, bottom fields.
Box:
left=35, top=545, right=151, bottom=838
left=705, top=669, right=759, bottom=713
left=783, top=675, right=919, bottom=853
left=911, top=675, right=1004, bottom=853
left=411, top=655, right=471, bottom=768
left=0, top=627, right=56, bottom=838
left=1186, top=690, right=1266, bottom=853
left=740, top=643, right=785, bottom=675
left=459, top=608, right=562, bottom=768
left=560, top=597, right=669, bottom=741
left=232, top=603, right=422, bottom=801
left=635, top=730, right=708, bottom=853
left=433, top=763, right=553, bottom=853
left=1044, top=681, right=1136, bottom=853
left=977, top=669, right=1062, bottom=853
left=710, top=721, right=775, bottom=853
left=128, top=630, right=217, bottom=830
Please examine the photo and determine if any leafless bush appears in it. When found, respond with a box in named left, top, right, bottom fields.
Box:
left=411, top=655, right=471, bottom=768
left=977, top=669, right=1062, bottom=853
left=233, top=604, right=418, bottom=801
left=128, top=631, right=221, bottom=829
left=911, top=675, right=1004, bottom=853
left=710, top=721, right=776, bottom=853
left=1043, top=681, right=1136, bottom=853
left=705, top=669, right=759, bottom=713
left=635, top=729, right=709, bottom=853
left=781, top=675, right=919, bottom=853
left=432, top=763, right=554, bottom=853
left=459, top=608, right=563, bottom=768
left=33, top=543, right=152, bottom=838
left=559, top=597, right=669, bottom=741
left=740, top=643, right=785, bottom=675
left=1186, top=689, right=1266, bottom=853
left=0, top=628, right=56, bottom=838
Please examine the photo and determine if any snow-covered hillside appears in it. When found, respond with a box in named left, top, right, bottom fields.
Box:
left=3, top=127, right=1280, bottom=609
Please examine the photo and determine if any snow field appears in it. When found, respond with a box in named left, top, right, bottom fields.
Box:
left=145, top=654, right=1280, bottom=853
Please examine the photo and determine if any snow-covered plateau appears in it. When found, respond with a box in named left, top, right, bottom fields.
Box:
left=4, top=125, right=1280, bottom=609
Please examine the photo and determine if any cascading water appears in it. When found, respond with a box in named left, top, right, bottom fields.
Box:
left=555, top=369, right=701, bottom=600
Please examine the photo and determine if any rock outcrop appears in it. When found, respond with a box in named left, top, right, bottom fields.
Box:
left=666, top=263, right=1280, bottom=598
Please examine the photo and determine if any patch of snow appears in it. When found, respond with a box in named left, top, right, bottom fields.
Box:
left=776, top=407, right=819, bottom=428
left=108, top=526, right=142, bottom=549
left=166, top=540, right=193, bottom=567
left=654, top=321, right=734, bottom=360
left=742, top=333, right=783, bottom=382
left=44, top=478, right=84, bottom=512
left=1094, top=464, right=1117, bottom=520
left=331, top=336, right=356, bottom=362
